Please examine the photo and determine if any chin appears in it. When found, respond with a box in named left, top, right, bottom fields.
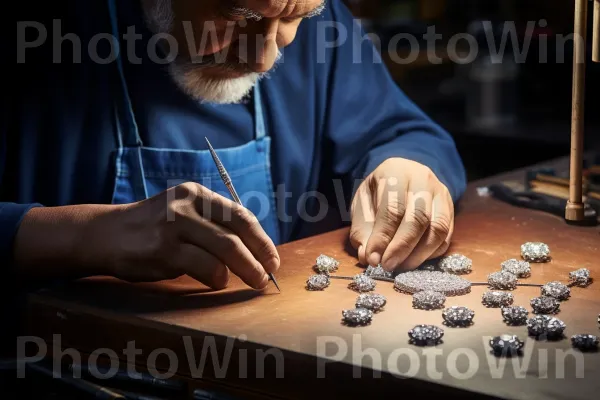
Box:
left=167, top=62, right=262, bottom=104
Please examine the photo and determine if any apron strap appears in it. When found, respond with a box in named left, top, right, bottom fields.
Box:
left=107, top=0, right=149, bottom=200
left=107, top=0, right=143, bottom=148
left=253, top=83, right=266, bottom=140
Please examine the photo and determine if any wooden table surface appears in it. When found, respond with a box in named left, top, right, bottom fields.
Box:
left=21, top=156, right=600, bottom=400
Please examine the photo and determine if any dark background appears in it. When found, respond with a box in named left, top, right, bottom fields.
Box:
left=343, top=0, right=600, bottom=181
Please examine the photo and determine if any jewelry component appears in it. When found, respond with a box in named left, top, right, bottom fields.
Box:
left=408, top=325, right=444, bottom=346
left=306, top=274, right=330, bottom=291
left=488, top=271, right=518, bottom=290
left=482, top=291, right=514, bottom=307
left=438, top=254, right=472, bottom=274
left=521, top=242, right=550, bottom=262
left=314, top=254, right=339, bottom=273
left=348, top=274, right=376, bottom=292
left=412, top=290, right=446, bottom=310
left=355, top=293, right=387, bottom=312
left=501, top=259, right=531, bottom=278
left=530, top=296, right=560, bottom=314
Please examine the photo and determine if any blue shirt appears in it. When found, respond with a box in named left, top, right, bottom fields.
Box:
left=1, top=0, right=466, bottom=266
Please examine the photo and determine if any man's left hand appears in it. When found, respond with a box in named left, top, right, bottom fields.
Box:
left=349, top=158, right=454, bottom=271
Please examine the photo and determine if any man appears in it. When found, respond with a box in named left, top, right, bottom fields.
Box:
left=3, top=0, right=466, bottom=291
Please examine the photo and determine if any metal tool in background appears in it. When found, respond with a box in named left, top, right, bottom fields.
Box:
left=565, top=0, right=600, bottom=222
left=205, top=137, right=281, bottom=292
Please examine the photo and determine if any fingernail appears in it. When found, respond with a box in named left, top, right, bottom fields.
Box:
left=368, top=252, right=381, bottom=266
left=358, top=245, right=364, bottom=257
left=383, top=256, right=399, bottom=271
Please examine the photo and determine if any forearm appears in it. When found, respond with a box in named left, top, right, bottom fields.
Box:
left=12, top=204, right=119, bottom=279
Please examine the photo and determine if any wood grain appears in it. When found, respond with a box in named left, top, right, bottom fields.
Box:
left=21, top=180, right=600, bottom=399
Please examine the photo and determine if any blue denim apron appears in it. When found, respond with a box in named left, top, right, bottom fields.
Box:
left=106, top=0, right=280, bottom=245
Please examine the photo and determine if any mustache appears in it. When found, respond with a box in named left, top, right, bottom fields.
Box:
left=180, top=48, right=284, bottom=72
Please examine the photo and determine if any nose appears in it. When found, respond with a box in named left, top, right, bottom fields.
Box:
left=244, top=19, right=280, bottom=73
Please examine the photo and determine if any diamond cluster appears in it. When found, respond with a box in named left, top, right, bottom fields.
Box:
left=348, top=274, right=376, bottom=292
left=482, top=291, right=514, bottom=307
left=521, top=242, right=550, bottom=262
left=530, top=296, right=560, bottom=314
left=408, top=324, right=444, bottom=346
left=306, top=274, right=330, bottom=291
left=355, top=293, right=386, bottom=312
left=442, top=306, right=475, bottom=327
left=364, top=264, right=393, bottom=279
left=541, top=281, right=570, bottom=300
left=501, top=306, right=529, bottom=325
left=569, top=268, right=591, bottom=287
left=527, top=315, right=566, bottom=339
left=488, top=271, right=518, bottom=290
left=500, top=259, right=531, bottom=278
left=314, top=254, right=339, bottom=273
left=342, top=308, right=373, bottom=326
left=438, top=253, right=472, bottom=274
left=394, top=270, right=471, bottom=296
left=571, top=334, right=599, bottom=351
left=489, top=335, right=524, bottom=356
left=412, top=290, right=446, bottom=310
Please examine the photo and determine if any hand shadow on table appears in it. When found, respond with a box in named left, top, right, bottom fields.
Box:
left=30, top=274, right=267, bottom=315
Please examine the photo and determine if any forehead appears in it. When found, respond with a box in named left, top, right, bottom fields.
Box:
left=231, top=0, right=325, bottom=18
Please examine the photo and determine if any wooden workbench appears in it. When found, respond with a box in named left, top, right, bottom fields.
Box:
left=20, top=156, right=600, bottom=400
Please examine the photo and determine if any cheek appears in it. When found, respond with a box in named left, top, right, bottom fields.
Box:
left=173, top=18, right=239, bottom=56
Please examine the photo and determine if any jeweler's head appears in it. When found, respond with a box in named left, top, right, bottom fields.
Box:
left=140, top=0, right=326, bottom=103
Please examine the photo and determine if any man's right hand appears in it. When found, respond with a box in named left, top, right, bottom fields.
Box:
left=13, top=183, right=280, bottom=290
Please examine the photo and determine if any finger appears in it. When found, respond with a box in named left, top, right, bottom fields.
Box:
left=172, top=243, right=230, bottom=290
left=379, top=187, right=433, bottom=271
left=397, top=190, right=451, bottom=270
left=349, top=185, right=376, bottom=265
left=178, top=183, right=280, bottom=274
left=177, top=213, right=269, bottom=290
left=431, top=193, right=454, bottom=258
left=364, top=176, right=408, bottom=267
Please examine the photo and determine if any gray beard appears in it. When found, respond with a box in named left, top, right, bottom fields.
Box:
left=138, top=0, right=266, bottom=104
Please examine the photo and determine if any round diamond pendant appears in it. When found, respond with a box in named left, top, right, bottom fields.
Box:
left=541, top=281, right=570, bottom=301
left=500, top=259, right=531, bottom=278
left=482, top=291, right=514, bottom=307
left=530, top=296, right=560, bottom=314
left=306, top=274, right=330, bottom=291
left=442, top=306, right=475, bottom=327
left=408, top=324, right=444, bottom=346
left=355, top=293, right=387, bottom=312
left=501, top=306, right=529, bottom=325
left=438, top=253, right=472, bottom=274
left=489, top=334, right=524, bottom=356
left=342, top=308, right=373, bottom=326
left=488, top=271, right=518, bottom=290
left=348, top=274, right=376, bottom=292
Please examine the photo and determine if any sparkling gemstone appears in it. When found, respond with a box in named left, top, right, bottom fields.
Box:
left=408, top=324, right=444, bottom=346
left=530, top=296, right=560, bottom=314
left=488, top=271, right=518, bottom=290
left=571, top=334, right=599, bottom=351
left=501, top=306, right=529, bottom=325
left=412, top=290, right=446, bottom=310
left=521, top=242, right=550, bottom=262
left=314, top=254, right=339, bottom=273
left=306, top=274, right=330, bottom=291
left=527, top=315, right=566, bottom=339
left=348, top=274, right=376, bottom=292
left=482, top=291, right=514, bottom=307
left=342, top=308, right=373, bottom=326
left=355, top=293, right=387, bottom=312
left=569, top=268, right=591, bottom=287
left=438, top=253, right=472, bottom=274
left=442, top=306, right=475, bottom=327
left=489, top=334, right=524, bottom=356
left=541, top=281, right=571, bottom=301
left=364, top=265, right=393, bottom=279
left=394, top=270, right=471, bottom=296
left=501, top=259, right=531, bottom=278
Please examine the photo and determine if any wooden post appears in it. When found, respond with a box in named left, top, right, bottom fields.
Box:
left=594, top=0, right=600, bottom=62
left=566, top=0, right=588, bottom=221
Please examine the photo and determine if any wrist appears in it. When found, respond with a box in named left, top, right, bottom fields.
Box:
left=13, top=204, right=122, bottom=279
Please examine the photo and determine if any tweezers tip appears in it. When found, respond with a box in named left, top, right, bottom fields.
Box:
left=269, top=273, right=281, bottom=292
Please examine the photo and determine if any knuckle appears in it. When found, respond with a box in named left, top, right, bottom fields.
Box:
left=409, top=208, right=430, bottom=228
left=430, top=216, right=451, bottom=239
left=216, top=231, right=242, bottom=250
left=232, top=205, right=258, bottom=229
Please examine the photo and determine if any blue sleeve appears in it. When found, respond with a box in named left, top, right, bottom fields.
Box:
left=323, top=0, right=467, bottom=202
